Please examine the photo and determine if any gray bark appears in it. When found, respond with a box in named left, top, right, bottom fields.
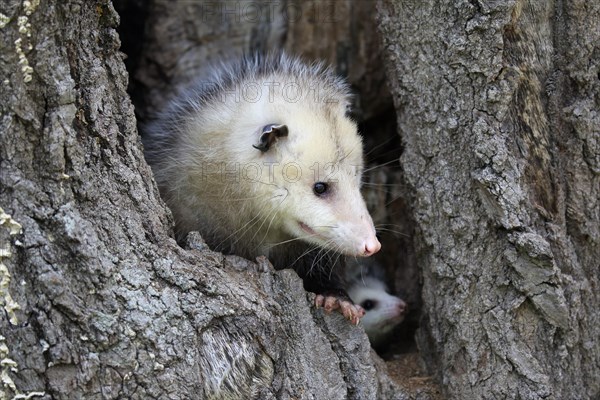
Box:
left=378, top=0, right=599, bottom=399
left=0, top=1, right=408, bottom=399
left=2, top=0, right=598, bottom=399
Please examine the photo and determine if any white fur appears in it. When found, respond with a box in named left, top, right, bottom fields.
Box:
left=347, top=277, right=406, bottom=347
left=345, top=257, right=407, bottom=347
left=144, top=54, right=379, bottom=263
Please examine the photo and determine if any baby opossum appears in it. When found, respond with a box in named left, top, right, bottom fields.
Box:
left=345, top=258, right=407, bottom=347
left=143, top=53, right=380, bottom=323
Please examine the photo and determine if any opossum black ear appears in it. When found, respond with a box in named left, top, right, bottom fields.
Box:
left=253, top=124, right=288, bottom=152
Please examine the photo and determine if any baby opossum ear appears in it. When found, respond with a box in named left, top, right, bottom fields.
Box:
left=253, top=124, right=289, bottom=152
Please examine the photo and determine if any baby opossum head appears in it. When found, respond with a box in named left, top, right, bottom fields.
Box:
left=347, top=276, right=407, bottom=346
left=237, top=91, right=381, bottom=258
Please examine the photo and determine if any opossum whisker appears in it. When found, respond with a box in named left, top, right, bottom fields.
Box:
left=214, top=195, right=279, bottom=250
left=359, top=183, right=390, bottom=193
left=375, top=223, right=406, bottom=228
left=323, top=247, right=343, bottom=281
left=366, top=147, right=405, bottom=162
left=363, top=135, right=398, bottom=157
left=360, top=187, right=397, bottom=201
left=311, top=245, right=329, bottom=269
left=309, top=240, right=337, bottom=275
left=375, top=227, right=410, bottom=237
left=358, top=262, right=368, bottom=286
left=359, top=184, right=396, bottom=196
left=250, top=193, right=288, bottom=249
left=267, top=232, right=322, bottom=248
left=299, top=242, right=328, bottom=272
left=360, top=182, right=399, bottom=188
left=337, top=141, right=360, bottom=165
left=232, top=194, right=288, bottom=249
left=289, top=243, right=323, bottom=271
left=345, top=255, right=370, bottom=286
left=326, top=245, right=345, bottom=282
left=384, top=192, right=408, bottom=207
left=306, top=249, right=324, bottom=276
left=256, top=216, right=287, bottom=252
left=362, top=159, right=401, bottom=174
left=255, top=205, right=285, bottom=250
left=375, top=222, right=410, bottom=237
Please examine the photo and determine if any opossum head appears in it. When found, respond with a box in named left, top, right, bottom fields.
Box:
left=243, top=98, right=381, bottom=258
left=347, top=276, right=407, bottom=345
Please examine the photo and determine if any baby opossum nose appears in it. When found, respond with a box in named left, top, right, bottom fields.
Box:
left=362, top=237, right=381, bottom=256
left=397, top=301, right=407, bottom=315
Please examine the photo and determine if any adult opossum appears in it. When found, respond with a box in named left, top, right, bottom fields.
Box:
left=143, top=53, right=380, bottom=323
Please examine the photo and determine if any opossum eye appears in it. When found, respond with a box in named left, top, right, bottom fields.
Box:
left=313, top=182, right=329, bottom=196
left=361, top=299, right=377, bottom=311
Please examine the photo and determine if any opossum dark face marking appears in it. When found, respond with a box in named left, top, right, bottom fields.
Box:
left=360, top=299, right=377, bottom=311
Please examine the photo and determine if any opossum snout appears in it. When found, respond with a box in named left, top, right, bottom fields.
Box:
left=361, top=236, right=381, bottom=257
left=349, top=220, right=380, bottom=257
left=341, top=211, right=380, bottom=257
left=396, top=299, right=408, bottom=315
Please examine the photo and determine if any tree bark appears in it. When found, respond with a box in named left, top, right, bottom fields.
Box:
left=0, top=1, right=405, bottom=399
left=3, top=0, right=598, bottom=399
left=378, top=0, right=599, bottom=398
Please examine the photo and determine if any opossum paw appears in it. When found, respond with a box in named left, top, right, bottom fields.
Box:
left=341, top=302, right=365, bottom=325
left=314, top=294, right=365, bottom=324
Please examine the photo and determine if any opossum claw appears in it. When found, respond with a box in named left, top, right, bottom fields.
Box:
left=341, top=302, right=365, bottom=325
left=314, top=294, right=365, bottom=324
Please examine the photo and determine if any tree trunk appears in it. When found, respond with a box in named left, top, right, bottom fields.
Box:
left=2, top=0, right=598, bottom=399
left=378, top=0, right=599, bottom=398
left=0, top=1, right=404, bottom=399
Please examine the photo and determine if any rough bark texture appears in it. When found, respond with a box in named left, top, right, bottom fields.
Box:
left=0, top=1, right=407, bottom=399
left=378, top=0, right=599, bottom=399
left=3, top=0, right=597, bottom=399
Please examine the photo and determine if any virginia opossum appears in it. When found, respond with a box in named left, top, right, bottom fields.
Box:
left=346, top=258, right=407, bottom=347
left=143, top=53, right=380, bottom=323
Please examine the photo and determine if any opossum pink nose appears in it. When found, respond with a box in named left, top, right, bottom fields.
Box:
left=398, top=301, right=407, bottom=314
left=362, top=237, right=381, bottom=256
